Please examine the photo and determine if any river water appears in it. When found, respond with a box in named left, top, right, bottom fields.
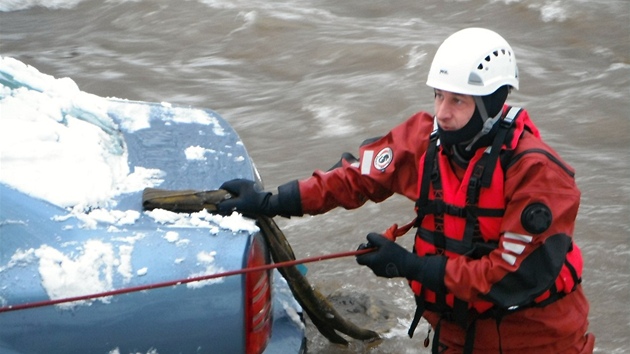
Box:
left=1, top=0, right=628, bottom=353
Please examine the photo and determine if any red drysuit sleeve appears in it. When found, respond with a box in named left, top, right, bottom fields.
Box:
left=298, top=111, right=435, bottom=215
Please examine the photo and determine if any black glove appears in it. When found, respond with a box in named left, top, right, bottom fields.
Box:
left=218, top=179, right=303, bottom=218
left=356, top=233, right=447, bottom=292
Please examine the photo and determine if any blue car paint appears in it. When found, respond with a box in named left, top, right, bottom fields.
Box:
left=0, top=96, right=305, bottom=353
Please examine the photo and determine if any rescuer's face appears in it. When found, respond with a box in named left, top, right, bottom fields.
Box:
left=433, top=89, right=476, bottom=131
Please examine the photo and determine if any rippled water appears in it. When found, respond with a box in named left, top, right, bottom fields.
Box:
left=1, top=0, right=628, bottom=352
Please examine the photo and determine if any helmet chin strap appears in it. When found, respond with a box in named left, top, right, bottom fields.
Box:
left=473, top=96, right=489, bottom=122
left=465, top=96, right=502, bottom=151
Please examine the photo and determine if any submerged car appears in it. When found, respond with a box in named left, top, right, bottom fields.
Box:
left=0, top=57, right=306, bottom=354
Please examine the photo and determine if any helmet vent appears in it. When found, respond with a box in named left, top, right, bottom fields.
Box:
left=476, top=48, right=512, bottom=71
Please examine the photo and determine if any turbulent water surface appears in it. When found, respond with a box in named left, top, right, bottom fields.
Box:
left=1, top=0, right=628, bottom=353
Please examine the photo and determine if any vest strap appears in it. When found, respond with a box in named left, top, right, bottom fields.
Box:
left=408, top=295, right=426, bottom=338
left=463, top=319, right=477, bottom=354
left=564, top=257, right=581, bottom=292
left=417, top=228, right=499, bottom=256
left=432, top=317, right=444, bottom=354
left=415, top=131, right=439, bottom=221
left=480, top=107, right=521, bottom=187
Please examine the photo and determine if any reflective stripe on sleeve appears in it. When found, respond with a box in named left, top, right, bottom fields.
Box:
left=504, top=232, right=533, bottom=243
left=361, top=150, right=374, bottom=175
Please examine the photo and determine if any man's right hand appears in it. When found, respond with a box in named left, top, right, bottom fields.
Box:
left=218, top=179, right=274, bottom=217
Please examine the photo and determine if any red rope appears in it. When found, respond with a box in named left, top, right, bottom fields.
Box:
left=0, top=248, right=373, bottom=314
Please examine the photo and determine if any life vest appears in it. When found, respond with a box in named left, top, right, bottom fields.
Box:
left=407, top=107, right=583, bottom=345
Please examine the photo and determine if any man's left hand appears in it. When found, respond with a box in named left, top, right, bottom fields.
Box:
left=356, top=233, right=425, bottom=279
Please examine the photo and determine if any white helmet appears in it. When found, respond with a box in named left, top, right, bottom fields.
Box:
left=426, top=28, right=519, bottom=96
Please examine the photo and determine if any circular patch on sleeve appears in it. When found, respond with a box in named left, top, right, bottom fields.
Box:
left=521, top=203, right=553, bottom=234
left=373, top=147, right=393, bottom=171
